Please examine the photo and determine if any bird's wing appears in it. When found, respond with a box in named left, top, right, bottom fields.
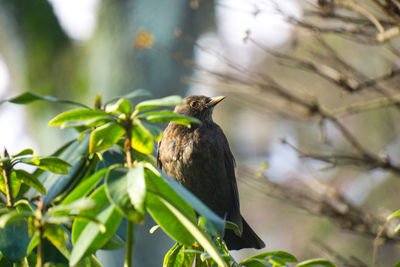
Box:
left=156, top=140, right=162, bottom=169
left=221, top=133, right=243, bottom=233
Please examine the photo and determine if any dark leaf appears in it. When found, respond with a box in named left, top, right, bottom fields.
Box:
left=0, top=92, right=88, bottom=108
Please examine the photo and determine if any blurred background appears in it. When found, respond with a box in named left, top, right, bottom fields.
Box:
left=1, top=0, right=400, bottom=266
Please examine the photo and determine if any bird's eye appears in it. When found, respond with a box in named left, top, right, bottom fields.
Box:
left=190, top=101, right=198, bottom=108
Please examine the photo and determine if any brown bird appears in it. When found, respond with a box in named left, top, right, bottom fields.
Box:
left=157, top=95, right=265, bottom=250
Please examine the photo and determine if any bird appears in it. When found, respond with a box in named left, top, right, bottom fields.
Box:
left=157, top=95, right=265, bottom=250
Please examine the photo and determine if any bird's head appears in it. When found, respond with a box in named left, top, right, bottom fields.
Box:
left=174, top=95, right=225, bottom=122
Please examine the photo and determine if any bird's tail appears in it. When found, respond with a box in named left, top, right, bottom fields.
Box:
left=223, top=216, right=265, bottom=250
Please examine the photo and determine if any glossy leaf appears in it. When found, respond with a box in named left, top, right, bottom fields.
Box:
left=0, top=92, right=88, bottom=108
left=0, top=211, right=32, bottom=228
left=138, top=110, right=201, bottom=126
left=0, top=172, right=21, bottom=198
left=26, top=137, right=92, bottom=205
left=145, top=169, right=196, bottom=245
left=105, top=167, right=146, bottom=222
left=61, top=168, right=108, bottom=205
left=141, top=122, right=163, bottom=142
left=89, top=123, right=125, bottom=153
left=49, top=109, right=111, bottom=126
left=135, top=95, right=182, bottom=111
left=238, top=258, right=269, bottom=267
left=159, top=171, right=225, bottom=237
left=37, top=157, right=72, bottom=174
left=127, top=163, right=146, bottom=220
left=20, top=157, right=72, bottom=174
left=48, top=198, right=97, bottom=215
left=14, top=200, right=34, bottom=213
left=296, top=258, right=337, bottom=267
left=157, top=197, right=226, bottom=267
left=13, top=170, right=46, bottom=195
left=12, top=148, right=34, bottom=158
left=131, top=121, right=154, bottom=154
left=0, top=219, right=31, bottom=262
left=251, top=251, right=298, bottom=263
left=163, top=244, right=195, bottom=267
left=70, top=204, right=122, bottom=266
left=72, top=186, right=109, bottom=244
left=163, top=242, right=182, bottom=267
left=105, top=98, right=132, bottom=115
left=44, top=224, right=68, bottom=247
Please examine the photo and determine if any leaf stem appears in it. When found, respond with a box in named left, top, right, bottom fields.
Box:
left=124, top=221, right=135, bottom=267
left=36, top=200, right=44, bottom=267
left=2, top=168, right=13, bottom=207
left=124, top=124, right=135, bottom=267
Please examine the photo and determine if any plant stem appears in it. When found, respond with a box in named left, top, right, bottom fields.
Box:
left=37, top=223, right=44, bottom=267
left=124, top=128, right=135, bottom=267
left=124, top=221, right=135, bottom=267
left=36, top=201, right=44, bottom=267
left=2, top=168, right=13, bottom=207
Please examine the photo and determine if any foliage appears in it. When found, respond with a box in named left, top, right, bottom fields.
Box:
left=0, top=91, right=336, bottom=266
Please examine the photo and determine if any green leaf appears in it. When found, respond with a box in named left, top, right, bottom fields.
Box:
left=20, top=156, right=72, bottom=174
left=251, top=251, right=298, bottom=263
left=35, top=157, right=72, bottom=174
left=105, top=98, right=132, bottom=115
left=163, top=244, right=195, bottom=267
left=44, top=224, right=68, bottom=247
left=89, top=123, right=125, bottom=153
left=105, top=166, right=146, bottom=222
left=159, top=171, right=225, bottom=237
left=14, top=200, right=34, bottom=213
left=145, top=169, right=196, bottom=245
left=141, top=122, right=163, bottom=142
left=224, top=221, right=241, bottom=236
left=387, top=209, right=400, bottom=221
left=238, top=258, right=269, bottom=267
left=48, top=198, right=97, bottom=215
left=101, top=233, right=125, bottom=250
left=70, top=204, right=122, bottom=266
left=12, top=148, right=34, bottom=158
left=163, top=242, right=182, bottom=267
left=61, top=168, right=108, bottom=205
left=131, top=121, right=154, bottom=154
left=105, top=89, right=152, bottom=105
left=72, top=186, right=109, bottom=244
left=60, top=117, right=114, bottom=130
left=13, top=170, right=46, bottom=195
left=49, top=109, right=111, bottom=126
left=0, top=92, right=88, bottom=108
left=135, top=95, right=182, bottom=111
left=127, top=163, right=146, bottom=219
left=0, top=172, right=21, bottom=199
left=157, top=196, right=227, bottom=267
left=138, top=110, right=201, bottom=126
left=0, top=211, right=33, bottom=228
left=296, top=258, right=337, bottom=267
left=0, top=219, right=31, bottom=262
left=26, top=136, right=93, bottom=205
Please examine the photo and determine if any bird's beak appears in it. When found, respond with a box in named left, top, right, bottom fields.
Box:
left=208, top=96, right=225, bottom=107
